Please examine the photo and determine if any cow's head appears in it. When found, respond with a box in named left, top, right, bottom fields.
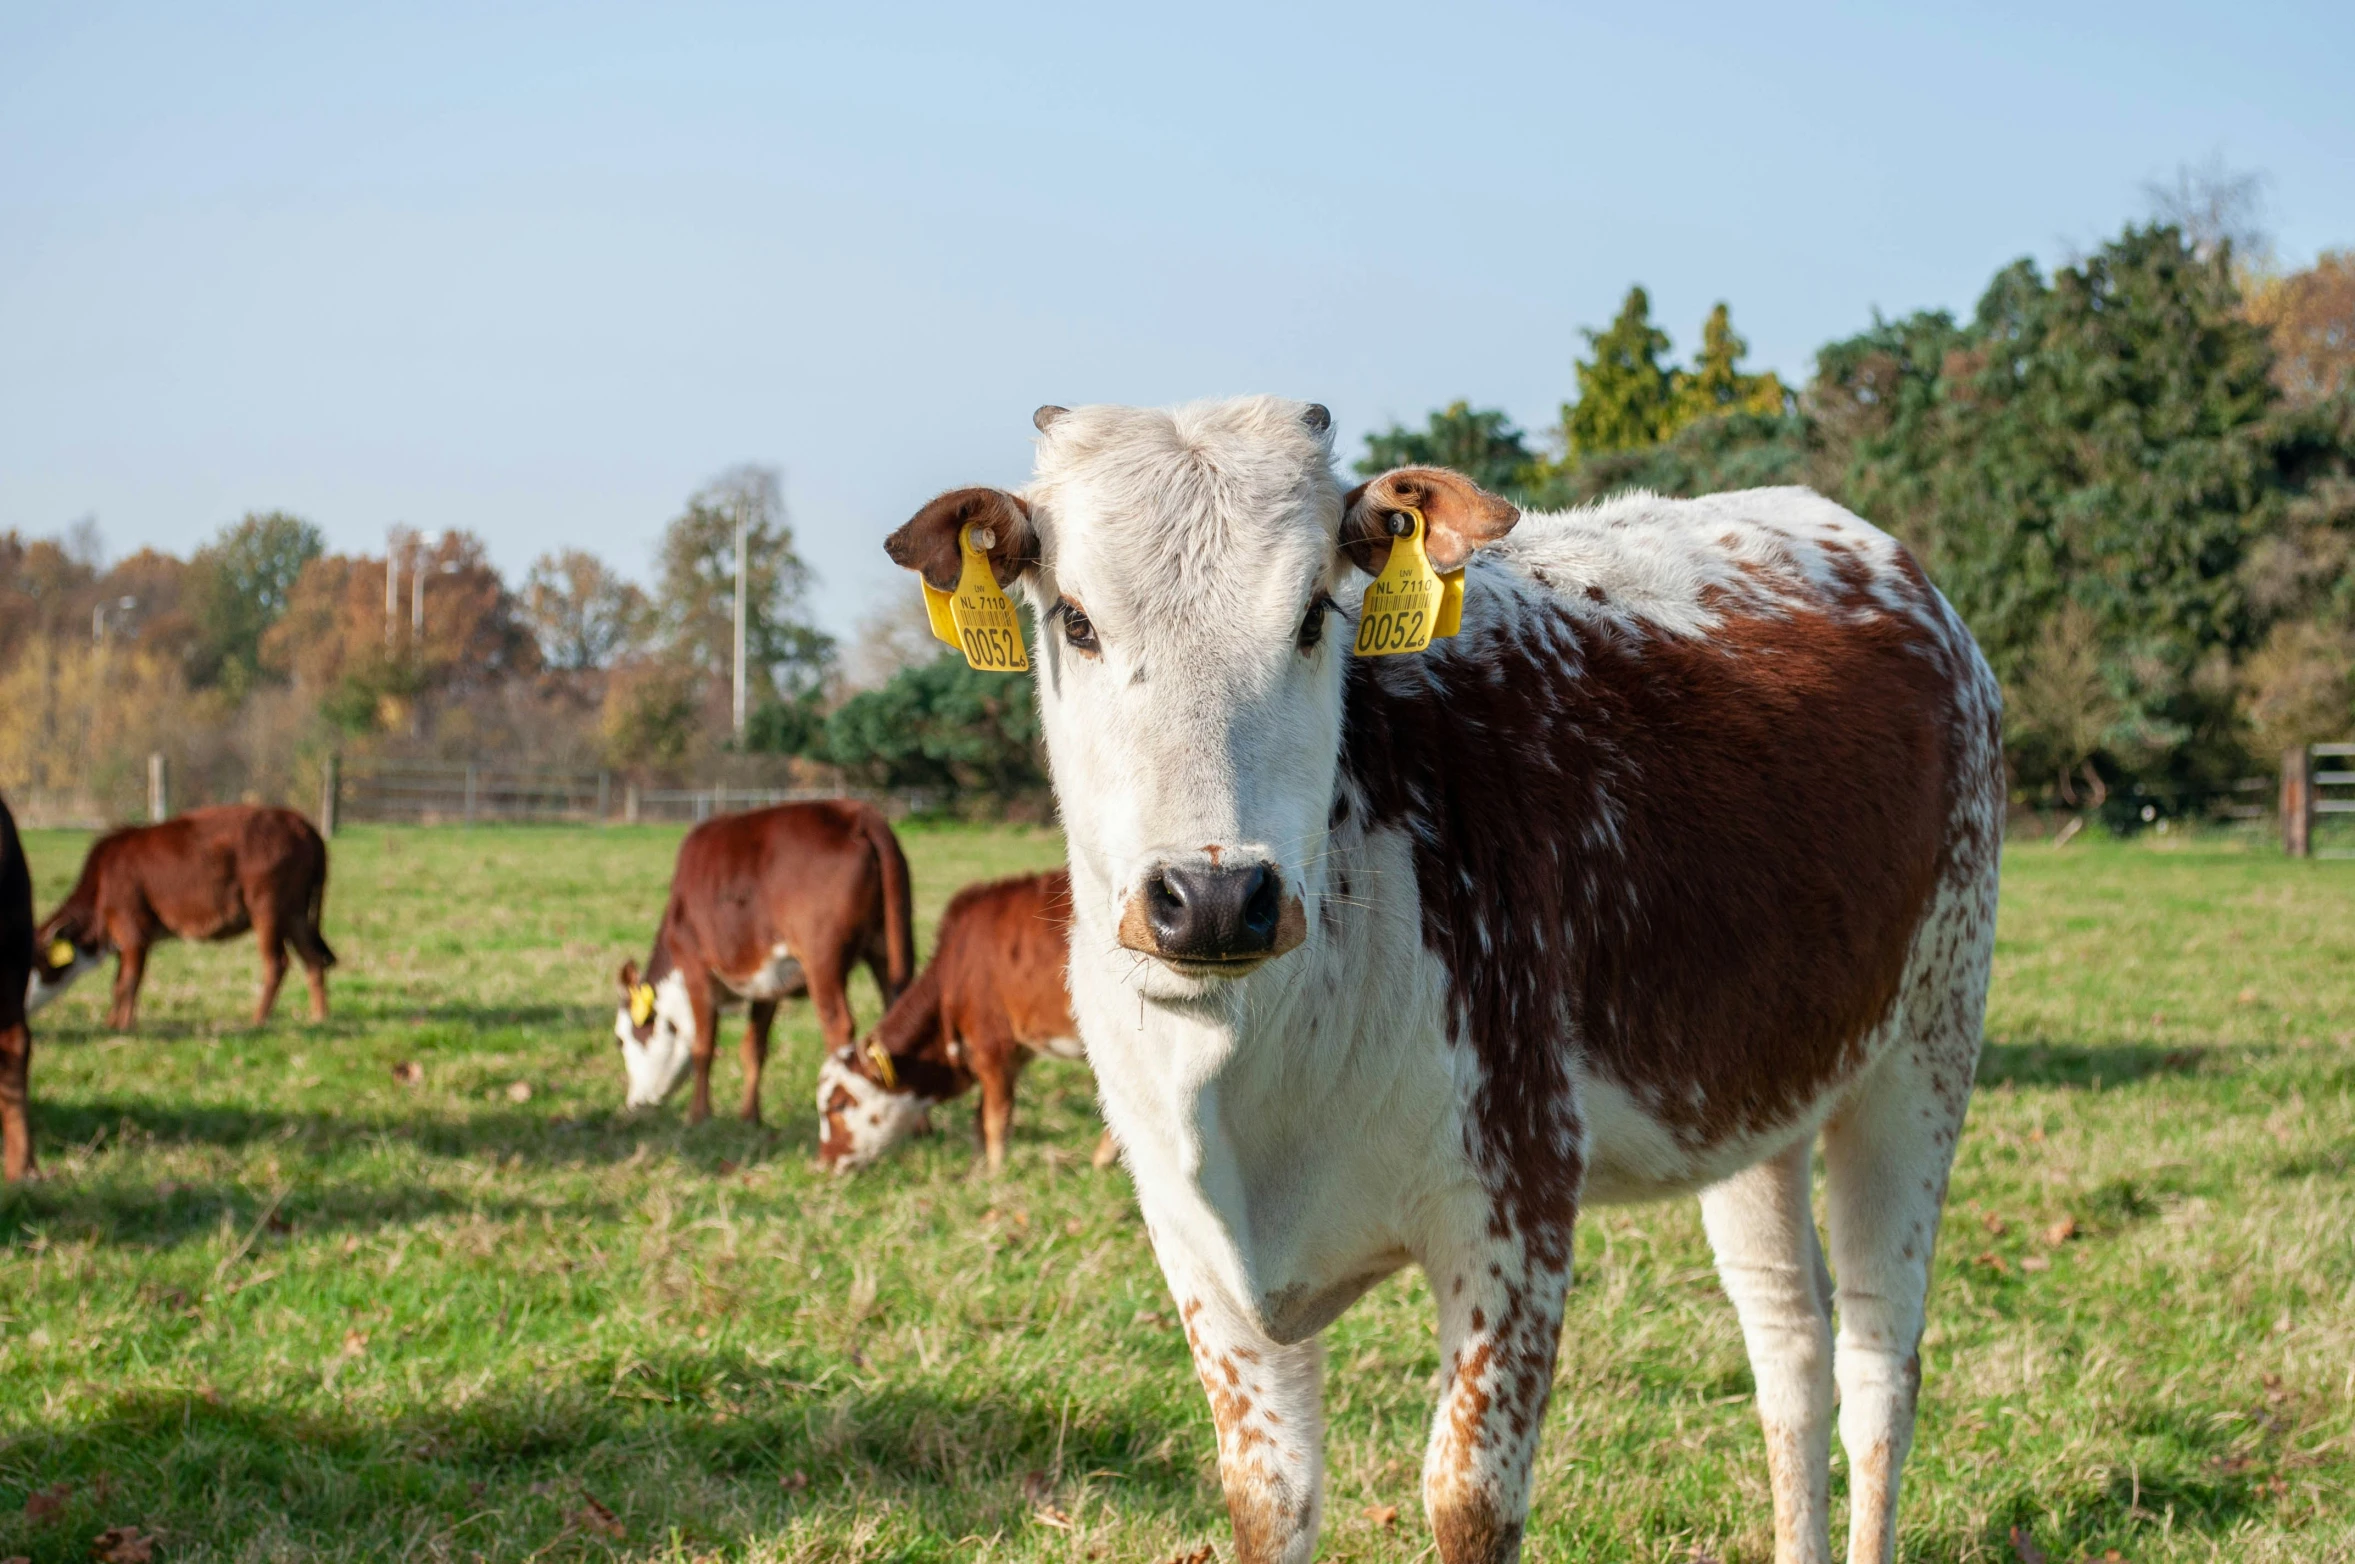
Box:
left=885, top=397, right=1517, bottom=1001
left=813, top=1042, right=936, bottom=1172
left=612, top=958, right=695, bottom=1108
left=25, top=914, right=103, bottom=1015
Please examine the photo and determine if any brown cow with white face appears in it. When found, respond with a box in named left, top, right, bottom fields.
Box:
left=614, top=799, right=912, bottom=1123
left=30, top=805, right=336, bottom=1031
left=816, top=868, right=1080, bottom=1172
left=1, top=792, right=35, bottom=1180
left=884, top=398, right=2003, bottom=1564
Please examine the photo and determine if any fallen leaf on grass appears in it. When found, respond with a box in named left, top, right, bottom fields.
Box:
left=1065, top=1218, right=1087, bottom=1238
left=90, top=1527, right=156, bottom=1563
left=1091, top=1134, right=1119, bottom=1171
left=779, top=1469, right=810, bottom=1492
left=391, top=1060, right=423, bottom=1085
left=505, top=1081, right=533, bottom=1103
left=24, top=1483, right=70, bottom=1522
left=717, top=1159, right=739, bottom=1175
left=2007, top=1524, right=2046, bottom=1564
left=2043, top=1217, right=2077, bottom=1246
left=1032, top=1504, right=1074, bottom=1530
left=1021, top=1470, right=1056, bottom=1506
left=1157, top=1549, right=1214, bottom=1564
left=2020, top=1254, right=2051, bottom=1272
left=1979, top=1210, right=2007, bottom=1236
left=1976, top=1250, right=2011, bottom=1276
left=342, top=1329, right=369, bottom=1354
left=1363, top=1503, right=1399, bottom=1526
left=573, top=1495, right=625, bottom=1538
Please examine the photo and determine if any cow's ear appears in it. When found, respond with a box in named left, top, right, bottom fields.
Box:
left=884, top=488, right=1038, bottom=593
left=1341, top=467, right=1520, bottom=575
left=617, top=959, right=638, bottom=995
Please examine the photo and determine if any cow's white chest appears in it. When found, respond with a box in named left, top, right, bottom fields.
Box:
left=725, top=942, right=804, bottom=1002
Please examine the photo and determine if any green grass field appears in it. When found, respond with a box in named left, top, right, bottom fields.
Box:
left=0, top=824, right=2349, bottom=1563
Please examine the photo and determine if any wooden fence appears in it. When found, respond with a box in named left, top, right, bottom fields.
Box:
left=319, top=757, right=932, bottom=832
left=2282, top=742, right=2355, bottom=859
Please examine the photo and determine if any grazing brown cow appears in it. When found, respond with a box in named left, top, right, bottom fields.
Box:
left=31, top=805, right=336, bottom=1031
left=1, top=792, right=35, bottom=1180
left=614, top=799, right=913, bottom=1124
left=816, top=869, right=1083, bottom=1172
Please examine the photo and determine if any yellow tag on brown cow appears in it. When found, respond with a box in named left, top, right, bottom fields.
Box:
left=1353, top=507, right=1445, bottom=657
left=629, top=982, right=655, bottom=1027
left=863, top=1037, right=900, bottom=1092
left=922, top=581, right=959, bottom=646
left=948, top=524, right=1028, bottom=672
left=1434, top=567, right=1466, bottom=639
left=48, top=939, right=75, bottom=968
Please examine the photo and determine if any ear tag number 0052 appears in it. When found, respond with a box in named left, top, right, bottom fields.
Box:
left=925, top=524, right=1028, bottom=672
left=1353, top=508, right=1465, bottom=656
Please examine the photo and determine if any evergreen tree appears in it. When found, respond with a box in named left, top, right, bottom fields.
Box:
left=1562, top=286, right=1682, bottom=457
left=1678, top=303, right=1787, bottom=422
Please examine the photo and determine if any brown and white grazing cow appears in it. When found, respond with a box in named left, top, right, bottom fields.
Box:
left=883, top=398, right=2003, bottom=1564
left=1, top=792, right=35, bottom=1180
left=30, top=805, right=336, bottom=1031
left=815, top=868, right=1081, bottom=1172
left=614, top=799, right=913, bottom=1123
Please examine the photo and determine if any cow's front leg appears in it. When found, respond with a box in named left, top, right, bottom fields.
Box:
left=1176, top=1287, right=1325, bottom=1564
left=1421, top=1226, right=1572, bottom=1564
left=685, top=977, right=721, bottom=1124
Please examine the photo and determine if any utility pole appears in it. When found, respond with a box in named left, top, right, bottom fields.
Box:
left=732, top=499, right=749, bottom=741
left=386, top=528, right=402, bottom=648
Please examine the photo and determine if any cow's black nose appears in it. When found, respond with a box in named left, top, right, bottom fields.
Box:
left=1144, top=862, right=1283, bottom=962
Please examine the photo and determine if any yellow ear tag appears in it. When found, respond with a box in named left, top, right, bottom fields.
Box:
left=1433, top=567, right=1466, bottom=639
left=629, top=983, right=655, bottom=1027
left=1353, top=507, right=1446, bottom=657
left=863, top=1037, right=900, bottom=1092
left=48, top=939, right=76, bottom=967
left=921, top=581, right=960, bottom=646
left=948, top=523, right=1028, bottom=672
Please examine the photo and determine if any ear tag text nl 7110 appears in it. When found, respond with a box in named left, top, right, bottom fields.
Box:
left=1354, top=507, right=1451, bottom=657
left=946, top=523, right=1028, bottom=672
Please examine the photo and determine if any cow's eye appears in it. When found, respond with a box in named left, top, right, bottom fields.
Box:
left=1297, top=594, right=1337, bottom=653
left=1059, top=600, right=1100, bottom=655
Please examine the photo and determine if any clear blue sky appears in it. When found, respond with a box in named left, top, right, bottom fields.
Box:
left=4, top=1, right=2350, bottom=637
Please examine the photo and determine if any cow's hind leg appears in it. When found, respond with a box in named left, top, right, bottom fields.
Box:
left=739, top=1000, right=776, bottom=1123
left=289, top=917, right=333, bottom=1022
left=1822, top=938, right=1985, bottom=1564
left=1702, top=1138, right=1835, bottom=1564
left=1172, top=1283, right=1325, bottom=1564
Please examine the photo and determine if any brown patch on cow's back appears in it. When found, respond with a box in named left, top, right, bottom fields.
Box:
left=1341, top=538, right=1980, bottom=1242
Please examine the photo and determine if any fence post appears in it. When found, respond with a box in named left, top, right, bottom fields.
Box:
left=624, top=782, right=640, bottom=825
left=597, top=770, right=611, bottom=822
left=2282, top=746, right=2313, bottom=858
left=465, top=765, right=479, bottom=826
left=147, top=752, right=168, bottom=822
left=320, top=754, right=341, bottom=838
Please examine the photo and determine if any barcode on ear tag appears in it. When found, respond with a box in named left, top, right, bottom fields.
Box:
left=1354, top=508, right=1444, bottom=657
left=922, top=582, right=960, bottom=646
left=949, top=525, right=1028, bottom=672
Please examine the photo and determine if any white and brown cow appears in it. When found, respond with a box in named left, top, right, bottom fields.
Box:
left=815, top=868, right=1083, bottom=1173
left=883, top=397, right=2002, bottom=1564
left=614, top=799, right=913, bottom=1122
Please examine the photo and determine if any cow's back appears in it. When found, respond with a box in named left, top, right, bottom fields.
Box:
left=1341, top=486, right=2002, bottom=1200
left=934, top=871, right=1074, bottom=1045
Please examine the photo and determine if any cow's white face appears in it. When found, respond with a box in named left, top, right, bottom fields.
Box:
left=885, top=399, right=1520, bottom=1005
left=24, top=937, right=101, bottom=1015
left=815, top=1051, right=932, bottom=1172
left=613, top=968, right=696, bottom=1108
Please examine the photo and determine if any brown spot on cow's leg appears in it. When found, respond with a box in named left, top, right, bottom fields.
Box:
left=0, top=1023, right=34, bottom=1181
left=1178, top=1288, right=1325, bottom=1564
left=1422, top=1238, right=1569, bottom=1564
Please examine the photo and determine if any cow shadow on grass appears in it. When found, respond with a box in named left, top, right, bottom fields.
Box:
left=32, top=999, right=590, bottom=1046
left=0, top=1359, right=1221, bottom=1560
left=1976, top=1038, right=2211, bottom=1090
